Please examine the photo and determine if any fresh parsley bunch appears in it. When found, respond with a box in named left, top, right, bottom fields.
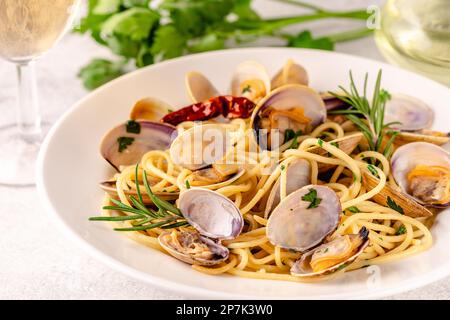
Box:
left=76, top=0, right=373, bottom=90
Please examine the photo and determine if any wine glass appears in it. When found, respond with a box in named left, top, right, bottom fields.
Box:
left=0, top=0, right=81, bottom=186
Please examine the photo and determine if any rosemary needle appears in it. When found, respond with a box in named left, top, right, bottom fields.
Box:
left=89, top=164, right=186, bottom=231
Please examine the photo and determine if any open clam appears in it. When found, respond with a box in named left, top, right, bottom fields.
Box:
left=251, top=84, right=326, bottom=150
left=185, top=71, right=220, bottom=103
left=384, top=94, right=434, bottom=131
left=100, top=121, right=177, bottom=171
left=169, top=124, right=233, bottom=170
left=158, top=188, right=244, bottom=266
left=264, top=159, right=311, bottom=218
left=363, top=171, right=432, bottom=218
left=267, top=185, right=341, bottom=252
left=129, top=97, right=172, bottom=122
left=291, top=227, right=369, bottom=278
left=391, top=142, right=450, bottom=207
left=271, top=59, right=308, bottom=89
left=231, top=60, right=271, bottom=103
left=392, top=129, right=450, bottom=147
left=185, top=164, right=245, bottom=189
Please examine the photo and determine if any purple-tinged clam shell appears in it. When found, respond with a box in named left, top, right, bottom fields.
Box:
left=267, top=185, right=341, bottom=252
left=391, top=142, right=450, bottom=207
left=178, top=188, right=244, bottom=240
left=384, top=94, right=434, bottom=131
left=100, top=120, right=177, bottom=171
left=251, top=84, right=326, bottom=150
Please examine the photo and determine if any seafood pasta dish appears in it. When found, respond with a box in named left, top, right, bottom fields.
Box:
left=90, top=59, right=449, bottom=282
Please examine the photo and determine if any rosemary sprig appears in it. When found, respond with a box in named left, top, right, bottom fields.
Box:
left=89, top=165, right=188, bottom=231
left=328, top=70, right=400, bottom=158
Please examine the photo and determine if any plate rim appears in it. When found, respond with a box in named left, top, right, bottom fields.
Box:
left=36, top=47, right=450, bottom=299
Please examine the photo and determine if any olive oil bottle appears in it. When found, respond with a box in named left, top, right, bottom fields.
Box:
left=375, top=0, right=450, bottom=86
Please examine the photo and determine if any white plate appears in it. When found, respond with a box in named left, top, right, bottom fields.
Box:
left=37, top=48, right=450, bottom=299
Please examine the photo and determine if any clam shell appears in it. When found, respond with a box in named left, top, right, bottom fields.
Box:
left=178, top=188, right=244, bottom=240
left=129, top=97, right=172, bottom=121
left=169, top=124, right=233, bottom=171
left=158, top=230, right=229, bottom=266
left=391, top=142, right=450, bottom=207
left=267, top=185, right=341, bottom=251
left=185, top=71, right=220, bottom=103
left=264, top=159, right=311, bottom=218
left=100, top=121, right=177, bottom=171
left=384, top=94, right=434, bottom=131
left=291, top=227, right=369, bottom=278
left=363, top=171, right=432, bottom=217
left=231, top=60, right=271, bottom=102
left=394, top=130, right=450, bottom=147
left=271, top=59, right=308, bottom=89
left=251, top=84, right=326, bottom=150
left=187, top=168, right=246, bottom=190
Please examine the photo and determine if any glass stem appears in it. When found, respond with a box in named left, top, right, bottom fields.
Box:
left=16, top=61, right=42, bottom=143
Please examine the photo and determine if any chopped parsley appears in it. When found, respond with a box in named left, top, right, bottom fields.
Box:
left=242, top=84, right=252, bottom=94
left=387, top=196, right=404, bottom=214
left=330, top=141, right=339, bottom=149
left=367, top=164, right=379, bottom=177
left=336, top=263, right=349, bottom=271
left=167, top=108, right=173, bottom=113
left=347, top=206, right=360, bottom=214
left=396, top=225, right=406, bottom=235
left=126, top=120, right=141, bottom=134
left=301, top=188, right=322, bottom=209
left=117, top=137, right=134, bottom=152
left=281, top=164, right=286, bottom=171
left=317, top=138, right=324, bottom=147
left=185, top=180, right=191, bottom=189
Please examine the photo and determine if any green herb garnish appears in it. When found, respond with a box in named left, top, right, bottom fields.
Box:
left=77, top=1, right=373, bottom=90
left=317, top=138, right=324, bottom=147
left=281, top=164, right=286, bottom=171
left=387, top=196, right=404, bottom=215
left=117, top=137, right=134, bottom=152
left=367, top=164, right=379, bottom=178
left=242, top=84, right=252, bottom=94
left=301, top=188, right=322, bottom=209
left=89, top=165, right=186, bottom=231
left=347, top=206, right=360, bottom=214
left=286, top=130, right=303, bottom=149
left=396, top=225, right=406, bottom=235
left=330, top=141, right=339, bottom=149
left=329, top=70, right=400, bottom=158
left=284, top=129, right=296, bottom=143
left=185, top=180, right=191, bottom=189
left=126, top=120, right=141, bottom=134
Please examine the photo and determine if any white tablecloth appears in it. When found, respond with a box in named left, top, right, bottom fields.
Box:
left=1, top=0, right=449, bottom=299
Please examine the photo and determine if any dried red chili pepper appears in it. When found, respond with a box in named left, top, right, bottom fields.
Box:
left=161, top=96, right=256, bottom=126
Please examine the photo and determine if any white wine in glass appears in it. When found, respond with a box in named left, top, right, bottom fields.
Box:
left=0, top=0, right=81, bottom=186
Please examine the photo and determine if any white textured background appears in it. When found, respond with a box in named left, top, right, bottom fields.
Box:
left=1, top=0, right=449, bottom=299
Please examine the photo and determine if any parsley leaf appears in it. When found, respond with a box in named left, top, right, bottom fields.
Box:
left=185, top=180, right=191, bottom=189
left=301, top=188, right=322, bottom=209
left=77, top=58, right=126, bottom=90
left=330, top=141, right=339, bottom=149
left=151, top=24, right=187, bottom=60
left=117, top=137, right=134, bottom=152
left=317, top=138, right=324, bottom=147
left=288, top=31, right=334, bottom=51
left=396, top=225, right=406, bottom=235
left=126, top=120, right=141, bottom=134
left=387, top=196, right=404, bottom=214
left=347, top=206, right=360, bottom=214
